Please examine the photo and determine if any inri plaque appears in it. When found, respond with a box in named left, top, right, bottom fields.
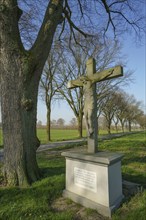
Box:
left=74, top=167, right=97, bottom=192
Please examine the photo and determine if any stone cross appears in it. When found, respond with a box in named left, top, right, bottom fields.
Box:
left=67, top=57, right=123, bottom=153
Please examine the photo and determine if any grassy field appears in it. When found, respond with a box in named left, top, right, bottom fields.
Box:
left=0, top=132, right=146, bottom=220
left=0, top=127, right=115, bottom=146
left=0, top=128, right=87, bottom=147
left=0, top=127, right=141, bottom=146
left=36, top=128, right=118, bottom=143
left=37, top=128, right=87, bottom=143
left=37, top=128, right=133, bottom=143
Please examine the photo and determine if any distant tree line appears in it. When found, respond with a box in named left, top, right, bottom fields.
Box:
left=38, top=89, right=145, bottom=135
left=99, top=90, right=145, bottom=134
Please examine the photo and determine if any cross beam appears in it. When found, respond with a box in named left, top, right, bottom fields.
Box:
left=67, top=65, right=123, bottom=89
left=67, top=57, right=123, bottom=153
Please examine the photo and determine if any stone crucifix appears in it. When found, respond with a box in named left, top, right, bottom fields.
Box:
left=67, top=57, right=123, bottom=153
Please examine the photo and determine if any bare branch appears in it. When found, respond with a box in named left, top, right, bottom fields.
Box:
left=63, top=8, right=88, bottom=38
left=109, top=0, right=127, bottom=8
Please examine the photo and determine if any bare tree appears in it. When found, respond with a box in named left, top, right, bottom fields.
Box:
left=102, top=92, right=119, bottom=134
left=102, top=91, right=126, bottom=133
left=1, top=0, right=145, bottom=186
left=136, top=114, right=146, bottom=130
left=113, top=91, right=129, bottom=132
left=113, top=114, right=120, bottom=133
left=124, top=96, right=143, bottom=131
left=39, top=44, right=63, bottom=141
left=110, top=91, right=144, bottom=132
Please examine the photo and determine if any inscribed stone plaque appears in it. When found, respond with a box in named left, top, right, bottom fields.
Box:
left=74, top=167, right=97, bottom=192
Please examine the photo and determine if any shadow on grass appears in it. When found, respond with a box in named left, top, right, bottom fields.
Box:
left=0, top=152, right=67, bottom=218
left=0, top=167, right=65, bottom=219
left=123, top=155, right=146, bottom=165
left=113, top=193, right=146, bottom=220
left=122, top=173, right=146, bottom=186
left=39, top=166, right=65, bottom=178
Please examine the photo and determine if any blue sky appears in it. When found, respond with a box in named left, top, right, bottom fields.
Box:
left=37, top=36, right=146, bottom=125
left=121, top=38, right=145, bottom=104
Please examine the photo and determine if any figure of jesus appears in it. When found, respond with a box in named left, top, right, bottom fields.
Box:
left=79, top=76, right=95, bottom=137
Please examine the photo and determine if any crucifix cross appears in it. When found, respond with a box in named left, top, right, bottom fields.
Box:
left=67, top=57, right=123, bottom=153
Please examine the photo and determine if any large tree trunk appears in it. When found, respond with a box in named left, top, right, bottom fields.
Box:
left=1, top=1, right=41, bottom=186
left=1, top=55, right=40, bottom=186
left=1, top=0, right=63, bottom=186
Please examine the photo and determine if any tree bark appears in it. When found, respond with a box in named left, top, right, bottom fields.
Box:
left=107, top=122, right=111, bottom=134
left=0, top=0, right=63, bottom=186
left=128, top=120, right=132, bottom=132
left=46, top=103, right=51, bottom=142
left=121, top=122, right=125, bottom=132
left=77, top=114, right=83, bottom=138
left=115, top=122, right=118, bottom=133
left=1, top=54, right=41, bottom=186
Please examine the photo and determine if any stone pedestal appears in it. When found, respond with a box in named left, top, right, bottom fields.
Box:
left=61, top=151, right=124, bottom=218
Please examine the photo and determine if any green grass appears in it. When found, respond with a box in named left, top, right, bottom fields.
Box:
left=0, top=128, right=87, bottom=147
left=112, top=191, right=146, bottom=220
left=37, top=128, right=124, bottom=143
left=0, top=127, right=141, bottom=146
left=37, top=128, right=87, bottom=143
left=0, top=155, right=66, bottom=220
left=0, top=128, right=87, bottom=146
left=98, top=132, right=146, bottom=184
left=0, top=132, right=146, bottom=220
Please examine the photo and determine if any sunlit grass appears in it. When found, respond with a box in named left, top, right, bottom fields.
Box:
left=0, top=127, right=143, bottom=146
left=0, top=132, right=146, bottom=220
left=112, top=191, right=146, bottom=220
left=36, top=128, right=129, bottom=143
left=99, top=132, right=146, bottom=184
left=37, top=128, right=87, bottom=143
